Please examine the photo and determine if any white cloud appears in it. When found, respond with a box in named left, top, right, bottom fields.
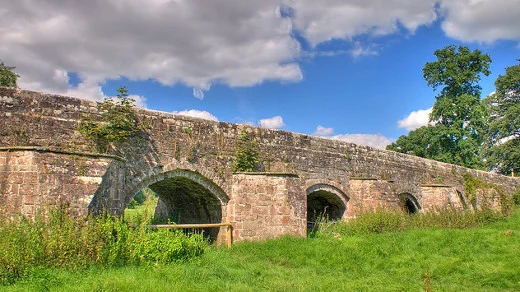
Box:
left=1, top=0, right=302, bottom=99
left=258, top=116, right=285, bottom=129
left=173, top=109, right=218, bottom=121
left=129, top=95, right=147, bottom=109
left=289, top=0, right=438, bottom=45
left=312, top=125, right=393, bottom=149
left=397, top=107, right=432, bottom=131
left=313, top=125, right=334, bottom=136
left=440, top=1, right=520, bottom=43
left=2, top=0, right=518, bottom=102
left=331, top=134, right=394, bottom=149
left=192, top=88, right=205, bottom=100
left=350, top=42, right=378, bottom=58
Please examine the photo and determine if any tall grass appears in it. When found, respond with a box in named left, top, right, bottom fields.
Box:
left=5, top=208, right=520, bottom=291
left=313, top=207, right=505, bottom=238
left=0, top=205, right=208, bottom=285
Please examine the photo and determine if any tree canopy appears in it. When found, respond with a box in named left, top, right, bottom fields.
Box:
left=485, top=61, right=520, bottom=175
left=0, top=60, right=19, bottom=87
left=388, top=45, right=492, bottom=169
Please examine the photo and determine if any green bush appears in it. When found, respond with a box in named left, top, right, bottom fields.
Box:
left=127, top=199, right=138, bottom=209
left=0, top=206, right=208, bottom=285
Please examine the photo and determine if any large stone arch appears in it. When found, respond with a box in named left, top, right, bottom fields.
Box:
left=398, top=193, right=421, bottom=214
left=306, top=184, right=349, bottom=225
left=129, top=169, right=229, bottom=207
left=128, top=169, right=229, bottom=241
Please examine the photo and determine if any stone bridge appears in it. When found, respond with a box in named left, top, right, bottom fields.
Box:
left=1, top=87, right=519, bottom=243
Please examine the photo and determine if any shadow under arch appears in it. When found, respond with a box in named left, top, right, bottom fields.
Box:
left=398, top=193, right=421, bottom=214
left=131, top=169, right=229, bottom=241
left=306, top=184, right=349, bottom=228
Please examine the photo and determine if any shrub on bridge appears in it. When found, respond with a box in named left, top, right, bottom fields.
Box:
left=78, top=86, right=149, bottom=153
left=233, top=131, right=261, bottom=172
left=0, top=206, right=208, bottom=285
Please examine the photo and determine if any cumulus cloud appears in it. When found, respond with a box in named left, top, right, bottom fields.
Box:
left=397, top=107, right=432, bottom=131
left=440, top=1, right=520, bottom=43
left=331, top=134, right=394, bottom=150
left=289, top=0, right=438, bottom=45
left=313, top=125, right=334, bottom=136
left=1, top=0, right=518, bottom=102
left=312, top=125, right=392, bottom=149
left=173, top=109, right=219, bottom=121
left=0, top=0, right=302, bottom=99
left=258, top=116, right=285, bottom=129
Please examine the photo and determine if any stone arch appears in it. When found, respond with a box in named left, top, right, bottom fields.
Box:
left=398, top=193, right=421, bottom=214
left=129, top=169, right=229, bottom=206
left=306, top=184, right=349, bottom=225
left=129, top=169, right=229, bottom=241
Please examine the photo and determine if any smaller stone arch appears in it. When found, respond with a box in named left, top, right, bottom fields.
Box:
left=306, top=184, right=349, bottom=225
left=398, top=193, right=421, bottom=214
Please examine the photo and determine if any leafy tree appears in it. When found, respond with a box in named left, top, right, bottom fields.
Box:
left=484, top=61, right=520, bottom=175
left=388, top=125, right=449, bottom=160
left=388, top=45, right=491, bottom=169
left=78, top=86, right=146, bottom=153
left=423, top=45, right=491, bottom=102
left=0, top=60, right=19, bottom=87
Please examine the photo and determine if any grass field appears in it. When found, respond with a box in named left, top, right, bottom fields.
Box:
left=5, top=209, right=520, bottom=291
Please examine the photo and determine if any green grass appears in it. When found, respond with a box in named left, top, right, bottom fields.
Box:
left=5, top=209, right=520, bottom=291
left=123, top=196, right=157, bottom=224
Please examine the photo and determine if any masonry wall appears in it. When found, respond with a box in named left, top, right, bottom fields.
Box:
left=0, top=149, right=115, bottom=216
left=1, top=87, right=520, bottom=242
left=229, top=173, right=306, bottom=241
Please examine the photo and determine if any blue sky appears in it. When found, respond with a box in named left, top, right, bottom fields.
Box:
left=2, top=1, right=519, bottom=148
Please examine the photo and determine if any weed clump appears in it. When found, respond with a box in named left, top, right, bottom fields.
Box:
left=233, top=131, right=261, bottom=172
left=0, top=206, right=208, bottom=285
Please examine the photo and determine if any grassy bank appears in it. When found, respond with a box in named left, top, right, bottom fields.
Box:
left=3, top=208, right=520, bottom=291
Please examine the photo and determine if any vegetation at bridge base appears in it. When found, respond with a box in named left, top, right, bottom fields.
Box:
left=0, top=205, right=208, bottom=286
left=78, top=86, right=150, bottom=153
left=4, top=207, right=520, bottom=291
left=514, top=188, right=520, bottom=206
left=461, top=173, right=517, bottom=216
left=311, top=206, right=504, bottom=238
